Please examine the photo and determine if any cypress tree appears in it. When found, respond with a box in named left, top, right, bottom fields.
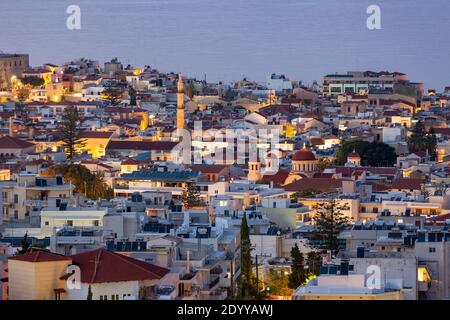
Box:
left=288, top=244, right=307, bottom=289
left=312, top=199, right=350, bottom=254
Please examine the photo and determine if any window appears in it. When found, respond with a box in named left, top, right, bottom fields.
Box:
left=14, top=194, right=18, bottom=204
left=429, top=247, right=436, bottom=253
left=67, top=220, right=73, bottom=226
left=93, top=220, right=99, bottom=227
left=45, top=221, right=49, bottom=226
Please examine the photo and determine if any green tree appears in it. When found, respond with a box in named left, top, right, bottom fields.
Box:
left=102, top=82, right=122, bottom=105
left=335, top=140, right=397, bottom=166
left=181, top=183, right=201, bottom=209
left=128, top=85, right=137, bottom=106
left=316, top=157, right=332, bottom=172
left=16, top=87, right=30, bottom=102
left=266, top=269, right=292, bottom=297
left=47, top=164, right=113, bottom=200
left=312, top=199, right=350, bottom=254
left=16, top=232, right=31, bottom=255
left=306, top=251, right=322, bottom=276
left=408, top=121, right=427, bottom=154
left=60, top=106, right=85, bottom=160
left=87, top=285, right=93, bottom=300
left=20, top=76, right=45, bottom=87
left=288, top=244, right=307, bottom=289
left=237, top=213, right=258, bottom=299
left=426, top=127, right=437, bottom=160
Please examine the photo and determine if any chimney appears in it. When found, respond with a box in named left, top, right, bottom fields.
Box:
left=326, top=250, right=332, bottom=263
left=186, top=250, right=190, bottom=274
left=28, top=127, right=35, bottom=139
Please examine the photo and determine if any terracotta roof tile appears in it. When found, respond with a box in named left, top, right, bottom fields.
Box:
left=106, top=140, right=178, bottom=152
left=79, top=131, right=114, bottom=139
left=391, top=178, right=423, bottom=190
left=70, top=248, right=169, bottom=283
left=284, top=178, right=343, bottom=193
left=0, top=135, right=35, bottom=149
left=9, top=250, right=71, bottom=263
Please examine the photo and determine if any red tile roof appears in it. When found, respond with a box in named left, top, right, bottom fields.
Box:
left=70, top=248, right=169, bottom=283
left=391, top=178, right=423, bottom=190
left=284, top=178, right=343, bottom=193
left=258, top=104, right=296, bottom=116
left=0, top=135, right=35, bottom=149
left=312, top=172, right=335, bottom=179
left=9, top=250, right=71, bottom=263
left=79, top=131, right=114, bottom=139
left=121, top=158, right=140, bottom=165
left=261, top=170, right=290, bottom=185
left=366, top=181, right=390, bottom=192
left=433, top=128, right=450, bottom=136
left=106, top=140, right=178, bottom=152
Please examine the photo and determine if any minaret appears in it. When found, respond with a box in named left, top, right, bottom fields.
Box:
left=177, top=73, right=185, bottom=130
left=9, top=116, right=14, bottom=137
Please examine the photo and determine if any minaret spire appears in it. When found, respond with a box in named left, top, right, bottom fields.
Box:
left=177, top=73, right=185, bottom=130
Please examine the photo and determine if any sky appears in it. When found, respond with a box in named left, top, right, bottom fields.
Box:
left=0, top=0, right=449, bottom=89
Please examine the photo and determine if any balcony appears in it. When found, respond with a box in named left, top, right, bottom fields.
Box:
left=23, top=199, right=48, bottom=207
left=208, top=289, right=228, bottom=300
left=56, top=236, right=99, bottom=245
left=207, top=275, right=220, bottom=290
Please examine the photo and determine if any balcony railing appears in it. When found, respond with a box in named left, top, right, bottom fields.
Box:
left=208, top=276, right=220, bottom=290
left=23, top=199, right=48, bottom=207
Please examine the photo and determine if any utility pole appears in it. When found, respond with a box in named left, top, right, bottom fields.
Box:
left=255, top=254, right=259, bottom=298
left=230, top=258, right=234, bottom=298
left=254, top=252, right=272, bottom=299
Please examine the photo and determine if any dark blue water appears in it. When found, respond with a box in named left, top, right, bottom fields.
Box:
left=1, top=0, right=449, bottom=89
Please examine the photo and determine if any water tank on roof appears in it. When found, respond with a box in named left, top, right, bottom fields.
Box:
left=357, top=247, right=365, bottom=258
left=131, top=193, right=143, bottom=203
left=340, top=262, right=349, bottom=275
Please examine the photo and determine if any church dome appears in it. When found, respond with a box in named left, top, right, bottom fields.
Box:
left=292, top=148, right=316, bottom=161
left=348, top=150, right=361, bottom=158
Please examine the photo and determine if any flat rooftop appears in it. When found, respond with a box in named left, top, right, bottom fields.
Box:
left=0, top=53, right=28, bottom=58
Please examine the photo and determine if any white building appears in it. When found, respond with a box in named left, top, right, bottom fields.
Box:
left=266, top=74, right=293, bottom=92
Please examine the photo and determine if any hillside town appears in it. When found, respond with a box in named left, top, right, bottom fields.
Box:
left=1, top=52, right=450, bottom=300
